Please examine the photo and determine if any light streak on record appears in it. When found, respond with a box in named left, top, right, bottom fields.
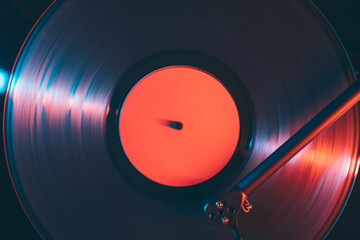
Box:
left=3, top=0, right=360, bottom=239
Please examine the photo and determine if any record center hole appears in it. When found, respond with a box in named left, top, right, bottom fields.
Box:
left=169, top=121, right=183, bottom=130
left=119, top=66, right=240, bottom=187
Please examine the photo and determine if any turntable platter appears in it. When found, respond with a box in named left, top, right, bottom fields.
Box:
left=4, top=0, right=359, bottom=239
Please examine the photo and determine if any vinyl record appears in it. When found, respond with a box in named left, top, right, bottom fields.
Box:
left=4, top=0, right=359, bottom=239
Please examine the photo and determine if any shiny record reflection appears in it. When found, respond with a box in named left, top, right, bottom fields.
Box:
left=4, top=0, right=359, bottom=239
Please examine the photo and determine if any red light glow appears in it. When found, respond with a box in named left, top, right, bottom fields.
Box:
left=119, top=66, right=240, bottom=187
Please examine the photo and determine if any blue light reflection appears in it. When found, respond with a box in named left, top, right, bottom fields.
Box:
left=0, top=68, right=9, bottom=93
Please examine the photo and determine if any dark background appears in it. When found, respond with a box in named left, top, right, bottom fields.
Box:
left=0, top=0, right=359, bottom=239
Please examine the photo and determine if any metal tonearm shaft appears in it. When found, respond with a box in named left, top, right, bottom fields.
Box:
left=204, top=78, right=360, bottom=239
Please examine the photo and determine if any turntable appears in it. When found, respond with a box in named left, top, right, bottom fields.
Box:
left=1, top=1, right=360, bottom=239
